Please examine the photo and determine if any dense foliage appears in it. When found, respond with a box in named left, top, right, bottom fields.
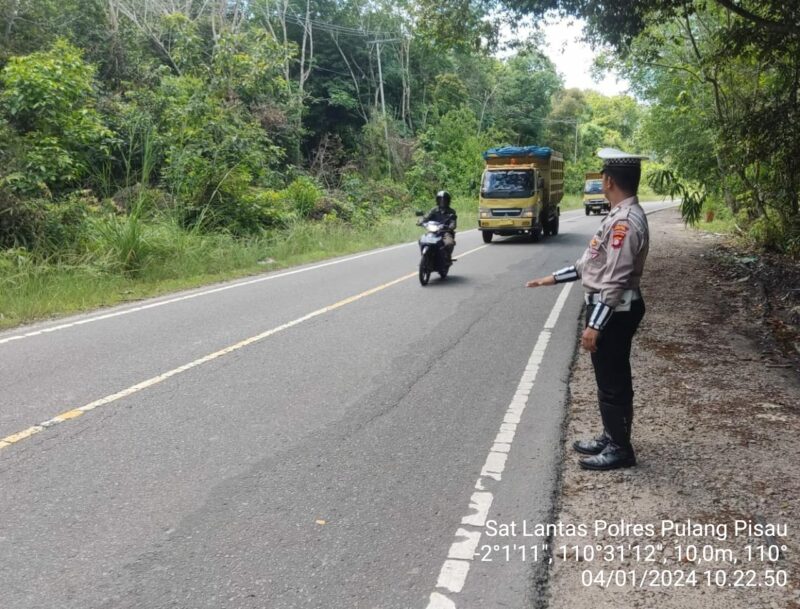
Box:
left=507, top=0, right=799, bottom=252
left=617, top=1, right=800, bottom=253
left=0, top=0, right=649, bottom=275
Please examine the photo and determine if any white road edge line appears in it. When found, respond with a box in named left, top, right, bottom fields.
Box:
left=426, top=282, right=574, bottom=607
left=0, top=245, right=488, bottom=453
left=0, top=203, right=670, bottom=346
left=1, top=230, right=492, bottom=346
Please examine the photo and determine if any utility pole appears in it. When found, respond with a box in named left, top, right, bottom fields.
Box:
left=370, top=38, right=400, bottom=179
left=574, top=120, right=579, bottom=163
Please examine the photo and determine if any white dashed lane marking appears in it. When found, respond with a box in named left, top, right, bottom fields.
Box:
left=425, top=282, right=574, bottom=607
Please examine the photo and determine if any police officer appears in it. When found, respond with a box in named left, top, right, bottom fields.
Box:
left=526, top=148, right=650, bottom=470
left=422, top=190, right=457, bottom=261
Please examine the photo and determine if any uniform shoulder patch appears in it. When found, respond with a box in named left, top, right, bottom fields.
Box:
left=611, top=222, right=628, bottom=249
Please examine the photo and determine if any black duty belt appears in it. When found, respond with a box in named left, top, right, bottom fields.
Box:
left=585, top=289, right=641, bottom=307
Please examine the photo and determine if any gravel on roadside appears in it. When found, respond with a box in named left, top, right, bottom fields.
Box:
left=543, top=208, right=800, bottom=609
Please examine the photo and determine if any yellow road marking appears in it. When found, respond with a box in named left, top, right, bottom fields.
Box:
left=55, top=409, right=84, bottom=421
left=0, top=244, right=487, bottom=454
left=1, top=426, right=45, bottom=445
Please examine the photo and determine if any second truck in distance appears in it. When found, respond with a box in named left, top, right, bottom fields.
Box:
left=478, top=146, right=564, bottom=243
left=583, top=171, right=610, bottom=215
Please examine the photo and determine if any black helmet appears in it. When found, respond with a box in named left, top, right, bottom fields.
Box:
left=435, top=190, right=451, bottom=206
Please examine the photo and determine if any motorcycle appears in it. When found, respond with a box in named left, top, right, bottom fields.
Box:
left=416, top=217, right=453, bottom=286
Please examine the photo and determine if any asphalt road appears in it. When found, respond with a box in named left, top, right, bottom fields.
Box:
left=0, top=201, right=675, bottom=609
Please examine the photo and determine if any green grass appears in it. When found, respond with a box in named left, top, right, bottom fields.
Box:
left=637, top=184, right=660, bottom=201
left=0, top=203, right=479, bottom=330
left=692, top=197, right=737, bottom=235
left=3, top=185, right=717, bottom=332
left=561, top=193, right=584, bottom=211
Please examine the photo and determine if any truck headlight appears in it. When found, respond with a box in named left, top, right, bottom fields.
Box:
left=479, top=208, right=490, bottom=218
left=521, top=209, right=534, bottom=218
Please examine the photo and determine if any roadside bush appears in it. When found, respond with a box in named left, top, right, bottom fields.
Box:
left=0, top=247, right=34, bottom=275
left=153, top=74, right=284, bottom=234
left=243, top=188, right=294, bottom=229
left=406, top=107, right=500, bottom=201
left=700, top=197, right=733, bottom=224
left=175, top=164, right=250, bottom=234
left=371, top=179, right=413, bottom=215
left=111, top=185, right=174, bottom=216
left=404, top=156, right=451, bottom=204
left=565, top=159, right=596, bottom=195
left=358, top=115, right=392, bottom=180
left=210, top=29, right=287, bottom=106
left=0, top=188, right=39, bottom=248
left=37, top=192, right=101, bottom=255
left=0, top=189, right=100, bottom=254
left=0, top=40, right=114, bottom=195
left=331, top=173, right=412, bottom=226
left=283, top=176, right=323, bottom=218
left=746, top=214, right=789, bottom=254
left=88, top=207, right=153, bottom=274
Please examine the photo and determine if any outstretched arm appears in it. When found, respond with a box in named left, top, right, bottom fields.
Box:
left=526, top=264, right=580, bottom=288
left=525, top=275, right=556, bottom=288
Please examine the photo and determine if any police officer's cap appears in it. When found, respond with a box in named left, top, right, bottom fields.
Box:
left=597, top=147, right=650, bottom=172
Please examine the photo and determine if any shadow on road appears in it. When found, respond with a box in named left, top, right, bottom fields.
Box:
left=422, top=274, right=471, bottom=287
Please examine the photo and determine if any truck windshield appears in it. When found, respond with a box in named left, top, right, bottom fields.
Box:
left=482, top=170, right=534, bottom=199
left=584, top=180, right=603, bottom=195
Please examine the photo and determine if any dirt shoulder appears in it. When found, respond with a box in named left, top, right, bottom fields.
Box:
left=544, top=208, right=800, bottom=608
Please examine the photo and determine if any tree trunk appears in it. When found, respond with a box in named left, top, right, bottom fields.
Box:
left=375, top=40, right=392, bottom=178
left=331, top=32, right=368, bottom=122
left=715, top=153, right=737, bottom=212
left=3, top=0, right=21, bottom=42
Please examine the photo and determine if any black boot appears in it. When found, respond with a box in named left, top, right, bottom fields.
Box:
left=578, top=400, right=636, bottom=469
left=623, top=401, right=633, bottom=447
left=598, top=399, right=632, bottom=452
left=579, top=443, right=636, bottom=470
left=572, top=433, right=610, bottom=455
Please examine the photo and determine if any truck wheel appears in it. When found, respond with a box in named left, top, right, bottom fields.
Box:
left=551, top=215, right=559, bottom=236
left=585, top=207, right=590, bottom=216
left=531, top=227, right=542, bottom=243
left=482, top=231, right=494, bottom=243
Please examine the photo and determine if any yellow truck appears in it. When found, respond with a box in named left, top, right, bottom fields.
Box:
left=479, top=146, right=564, bottom=243
left=583, top=171, right=609, bottom=215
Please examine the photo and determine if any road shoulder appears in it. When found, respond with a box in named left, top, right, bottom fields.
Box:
left=545, top=208, right=800, bottom=609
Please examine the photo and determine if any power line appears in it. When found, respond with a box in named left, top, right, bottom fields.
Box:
left=267, top=11, right=406, bottom=40
left=311, top=64, right=360, bottom=78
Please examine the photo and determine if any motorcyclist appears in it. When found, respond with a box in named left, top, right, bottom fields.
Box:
left=420, top=190, right=457, bottom=261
